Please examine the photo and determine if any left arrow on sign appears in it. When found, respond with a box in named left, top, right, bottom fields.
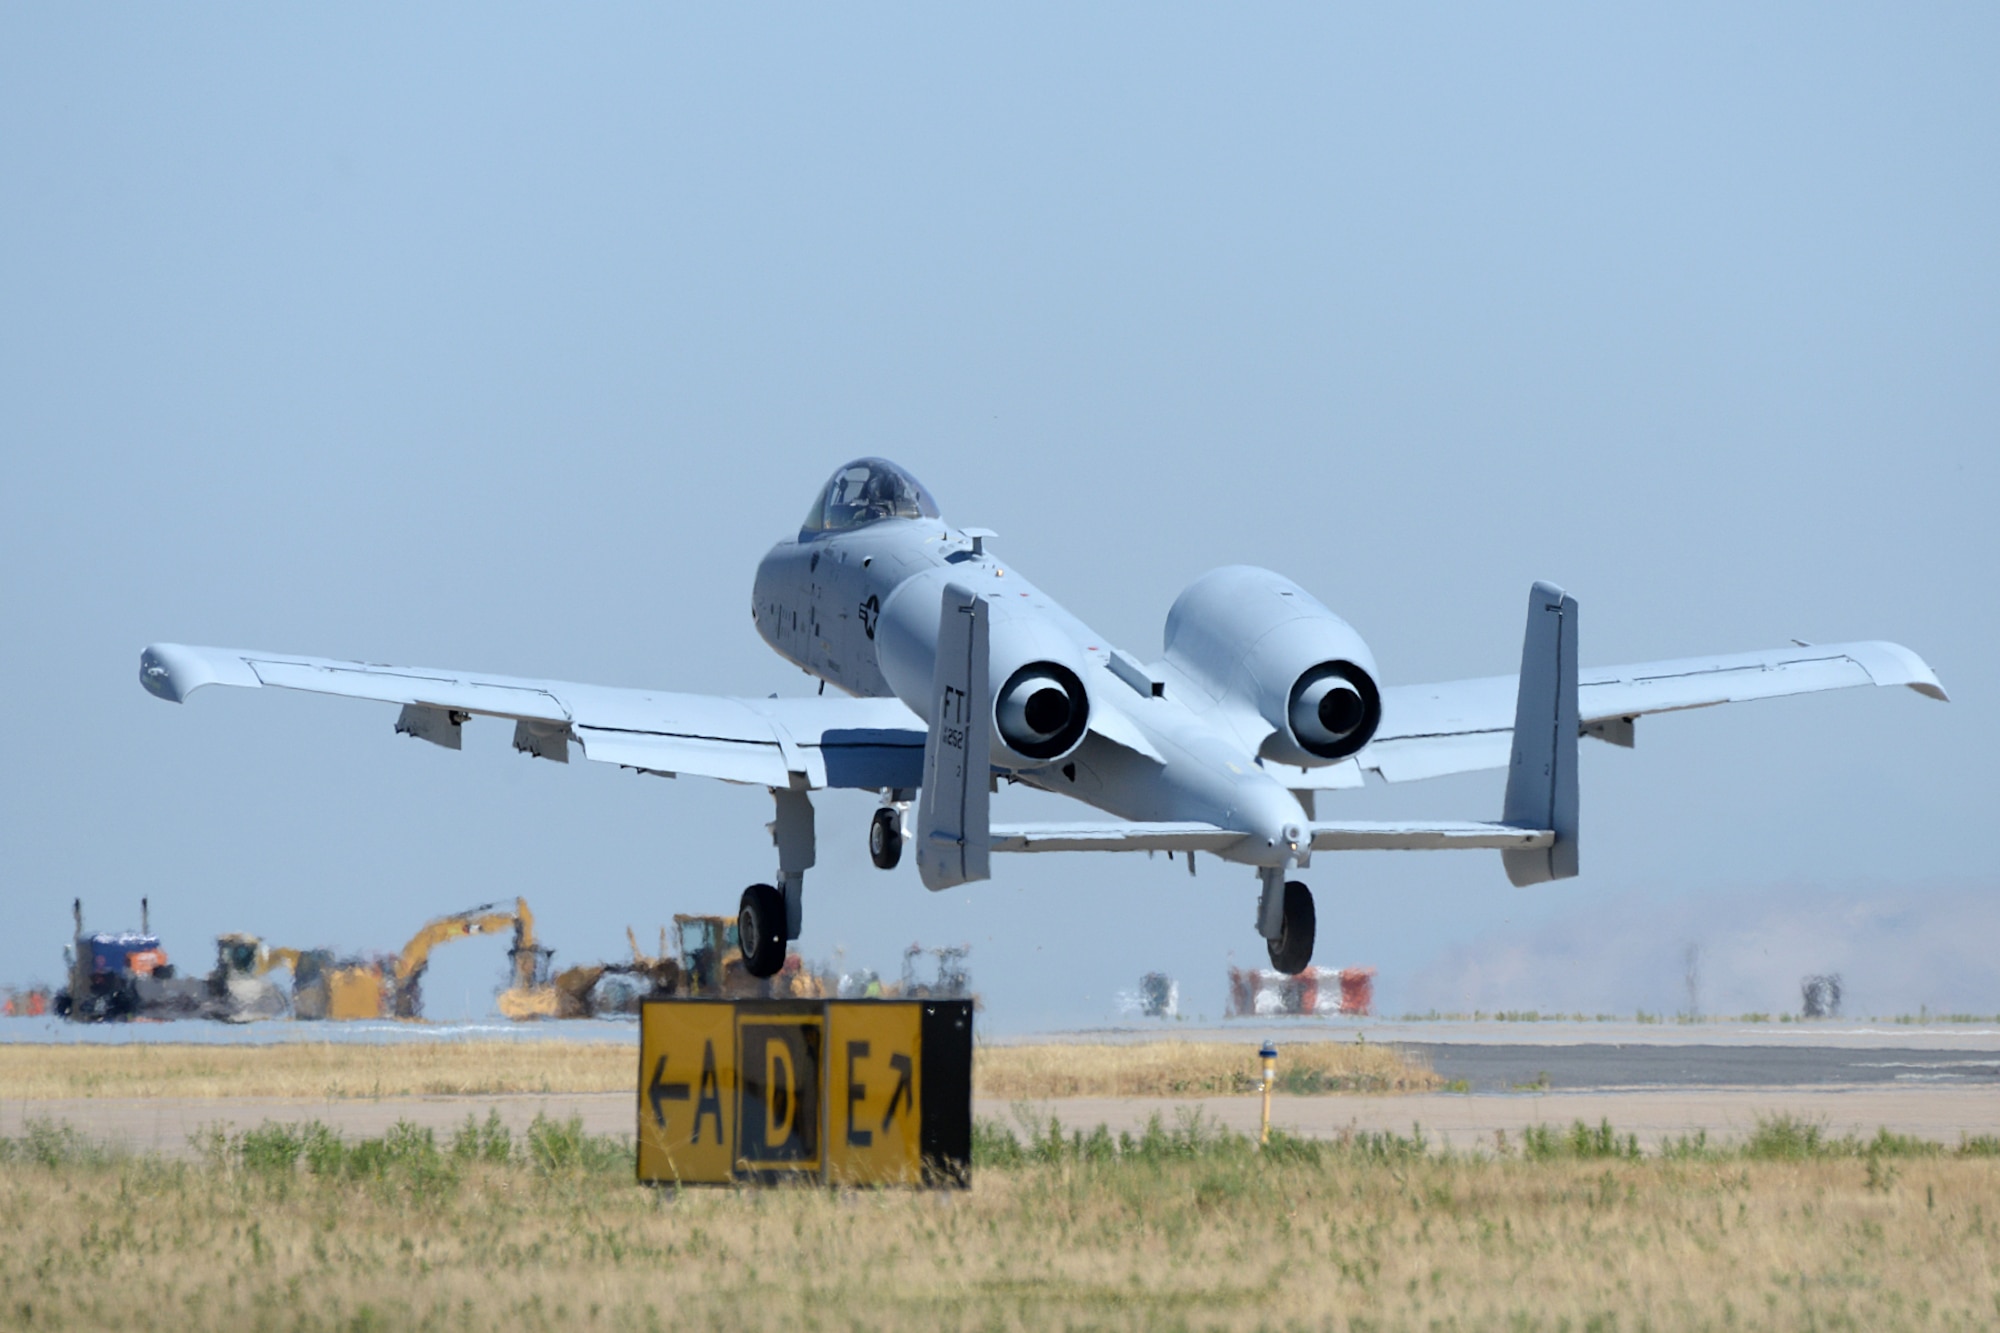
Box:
left=650, top=1055, right=691, bottom=1128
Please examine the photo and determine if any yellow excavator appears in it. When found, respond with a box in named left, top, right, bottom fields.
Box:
left=287, top=900, right=537, bottom=1021
left=495, top=902, right=606, bottom=1020
left=388, top=899, right=537, bottom=1018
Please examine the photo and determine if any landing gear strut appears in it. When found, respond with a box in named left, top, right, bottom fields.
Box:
left=869, top=806, right=904, bottom=869
left=738, top=883, right=787, bottom=979
left=742, top=786, right=816, bottom=980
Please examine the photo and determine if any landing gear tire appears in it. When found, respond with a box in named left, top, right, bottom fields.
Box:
left=738, top=883, right=787, bottom=979
left=1266, top=880, right=1316, bottom=975
left=869, top=807, right=903, bottom=870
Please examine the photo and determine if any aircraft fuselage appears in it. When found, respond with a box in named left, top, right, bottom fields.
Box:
left=754, top=513, right=1334, bottom=870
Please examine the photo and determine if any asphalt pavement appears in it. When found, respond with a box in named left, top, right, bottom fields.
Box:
left=1404, top=1042, right=2000, bottom=1092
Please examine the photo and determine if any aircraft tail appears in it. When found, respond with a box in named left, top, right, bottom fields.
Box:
left=916, top=583, right=992, bottom=890
left=1500, top=581, right=1579, bottom=886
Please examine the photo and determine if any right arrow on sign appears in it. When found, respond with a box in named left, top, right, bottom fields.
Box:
left=883, top=1052, right=913, bottom=1131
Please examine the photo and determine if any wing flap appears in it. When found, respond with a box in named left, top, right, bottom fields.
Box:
left=572, top=727, right=791, bottom=786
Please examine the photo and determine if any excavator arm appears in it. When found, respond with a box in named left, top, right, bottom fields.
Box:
left=392, top=900, right=527, bottom=983
left=260, top=946, right=303, bottom=976
left=389, top=898, right=534, bottom=1018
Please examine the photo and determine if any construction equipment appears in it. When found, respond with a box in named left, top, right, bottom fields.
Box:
left=897, top=943, right=972, bottom=1000
left=291, top=899, right=535, bottom=1021
left=495, top=899, right=631, bottom=1019
left=55, top=897, right=158, bottom=1021
left=674, top=913, right=825, bottom=999
left=291, top=950, right=389, bottom=1020
left=497, top=914, right=825, bottom=1021
left=53, top=898, right=211, bottom=1021
left=205, top=932, right=290, bottom=1022
left=389, top=899, right=532, bottom=1018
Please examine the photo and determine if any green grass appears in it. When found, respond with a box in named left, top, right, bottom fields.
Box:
left=5, top=1113, right=2000, bottom=1330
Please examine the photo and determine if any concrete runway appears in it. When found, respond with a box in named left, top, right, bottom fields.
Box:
left=7, top=1022, right=1998, bottom=1156
left=1407, top=1042, right=2000, bottom=1091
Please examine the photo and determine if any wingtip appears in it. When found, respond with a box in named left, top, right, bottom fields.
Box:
left=138, top=643, right=260, bottom=704
left=139, top=644, right=189, bottom=703
left=1845, top=641, right=1948, bottom=702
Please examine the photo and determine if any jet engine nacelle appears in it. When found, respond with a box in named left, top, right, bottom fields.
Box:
left=1162, top=566, right=1381, bottom=766
left=875, top=569, right=1093, bottom=770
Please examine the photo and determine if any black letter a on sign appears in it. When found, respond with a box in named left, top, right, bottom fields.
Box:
left=693, top=1040, right=724, bottom=1145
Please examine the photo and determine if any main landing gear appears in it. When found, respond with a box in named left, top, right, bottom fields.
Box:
left=738, top=883, right=788, bottom=978
left=742, top=788, right=907, bottom=979
left=741, top=787, right=816, bottom=980
left=1257, top=867, right=1316, bottom=975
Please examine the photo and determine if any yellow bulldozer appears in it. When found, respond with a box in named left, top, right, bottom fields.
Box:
left=496, top=912, right=823, bottom=1020
left=663, top=913, right=824, bottom=1000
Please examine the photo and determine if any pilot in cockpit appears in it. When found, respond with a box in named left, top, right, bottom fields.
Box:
left=806, top=458, right=941, bottom=532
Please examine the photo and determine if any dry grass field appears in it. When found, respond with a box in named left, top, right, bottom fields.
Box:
left=977, top=1039, right=1439, bottom=1096
left=0, top=1040, right=637, bottom=1100
left=2, top=1112, right=1996, bottom=1331
left=0, top=1037, right=1435, bottom=1100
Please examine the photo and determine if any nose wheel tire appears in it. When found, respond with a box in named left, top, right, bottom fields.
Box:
left=869, top=807, right=904, bottom=870
left=1266, top=880, right=1316, bottom=975
left=738, top=883, right=787, bottom=979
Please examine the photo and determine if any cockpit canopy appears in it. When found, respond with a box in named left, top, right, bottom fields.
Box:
left=802, top=458, right=940, bottom=533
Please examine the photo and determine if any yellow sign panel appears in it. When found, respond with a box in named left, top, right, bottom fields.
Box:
left=637, top=998, right=970, bottom=1188
left=636, top=1000, right=735, bottom=1184
left=825, top=1001, right=922, bottom=1184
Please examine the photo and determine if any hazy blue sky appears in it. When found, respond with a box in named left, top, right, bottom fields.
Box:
left=4, top=6, right=1994, bottom=1030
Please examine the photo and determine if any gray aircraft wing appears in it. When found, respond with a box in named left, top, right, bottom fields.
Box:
left=139, top=643, right=926, bottom=791
left=1359, top=640, right=1946, bottom=784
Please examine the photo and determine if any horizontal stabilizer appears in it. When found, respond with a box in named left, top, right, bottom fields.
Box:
left=1309, top=821, right=1555, bottom=852
left=992, top=822, right=1249, bottom=854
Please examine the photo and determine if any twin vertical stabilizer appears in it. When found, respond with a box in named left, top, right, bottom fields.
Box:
left=1501, top=581, right=1580, bottom=886
left=916, top=584, right=992, bottom=890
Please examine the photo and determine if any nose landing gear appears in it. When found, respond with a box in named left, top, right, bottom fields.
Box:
left=1256, top=867, right=1316, bottom=975
left=869, top=789, right=913, bottom=871
left=869, top=806, right=904, bottom=869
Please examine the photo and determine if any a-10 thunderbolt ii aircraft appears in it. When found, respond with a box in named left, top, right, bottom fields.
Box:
left=140, top=458, right=1948, bottom=979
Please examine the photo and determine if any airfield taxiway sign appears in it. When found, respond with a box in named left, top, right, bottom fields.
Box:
left=637, top=998, right=971, bottom=1187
